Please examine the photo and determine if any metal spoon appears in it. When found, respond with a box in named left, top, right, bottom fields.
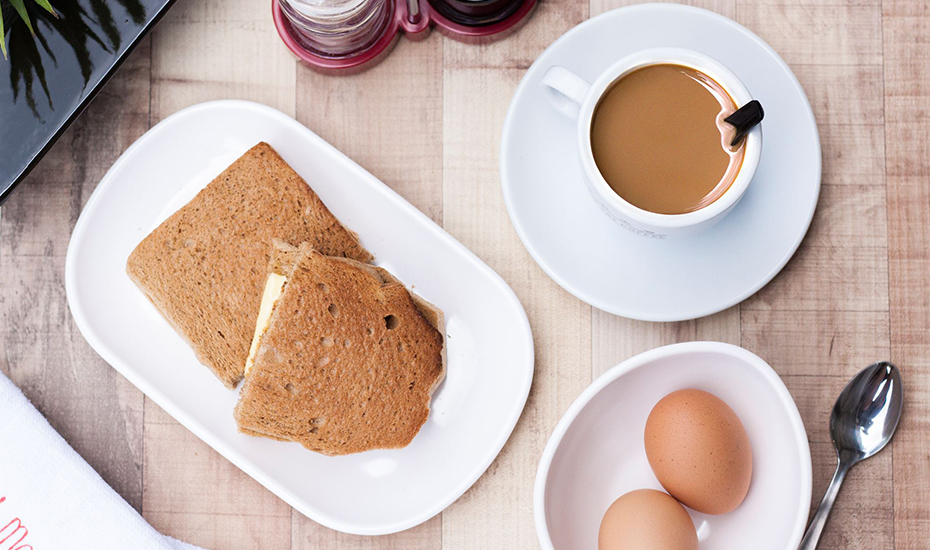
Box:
left=798, top=361, right=903, bottom=550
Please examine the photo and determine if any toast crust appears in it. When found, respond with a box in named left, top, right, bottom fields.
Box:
left=126, top=143, right=372, bottom=388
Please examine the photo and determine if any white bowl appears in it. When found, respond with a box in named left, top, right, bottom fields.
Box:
left=534, top=342, right=811, bottom=550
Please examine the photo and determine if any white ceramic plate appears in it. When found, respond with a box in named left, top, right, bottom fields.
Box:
left=535, top=342, right=811, bottom=550
left=65, top=100, right=534, bottom=535
left=501, top=4, right=822, bottom=321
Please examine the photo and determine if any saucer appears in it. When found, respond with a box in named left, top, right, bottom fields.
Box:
left=500, top=4, right=821, bottom=321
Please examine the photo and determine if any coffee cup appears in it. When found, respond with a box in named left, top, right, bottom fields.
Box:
left=541, top=47, right=762, bottom=238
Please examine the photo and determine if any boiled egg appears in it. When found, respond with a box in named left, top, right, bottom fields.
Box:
left=644, top=389, right=753, bottom=515
left=598, top=489, right=698, bottom=550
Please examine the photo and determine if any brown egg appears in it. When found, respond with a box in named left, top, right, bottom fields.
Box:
left=644, top=389, right=753, bottom=514
left=598, top=489, right=698, bottom=550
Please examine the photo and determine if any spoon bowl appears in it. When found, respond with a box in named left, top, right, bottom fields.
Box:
left=830, top=361, right=903, bottom=463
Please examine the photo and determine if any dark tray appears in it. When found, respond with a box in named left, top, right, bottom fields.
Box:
left=0, top=0, right=177, bottom=205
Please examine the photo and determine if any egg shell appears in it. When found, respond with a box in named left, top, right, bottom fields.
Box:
left=644, top=389, right=753, bottom=515
left=598, top=489, right=698, bottom=550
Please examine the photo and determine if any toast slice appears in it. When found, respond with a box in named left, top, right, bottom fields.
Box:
left=126, top=143, right=372, bottom=388
left=234, top=242, right=446, bottom=455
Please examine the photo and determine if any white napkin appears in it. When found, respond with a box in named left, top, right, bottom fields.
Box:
left=0, top=371, right=206, bottom=550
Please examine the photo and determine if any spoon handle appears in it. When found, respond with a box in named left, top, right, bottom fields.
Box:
left=724, top=99, right=764, bottom=146
left=798, top=459, right=853, bottom=550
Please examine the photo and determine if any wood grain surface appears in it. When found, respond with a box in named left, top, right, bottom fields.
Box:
left=0, top=0, right=925, bottom=548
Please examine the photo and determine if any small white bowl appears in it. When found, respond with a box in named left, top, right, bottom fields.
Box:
left=534, top=342, right=811, bottom=550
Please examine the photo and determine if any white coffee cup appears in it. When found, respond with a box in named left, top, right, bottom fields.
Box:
left=541, top=47, right=762, bottom=238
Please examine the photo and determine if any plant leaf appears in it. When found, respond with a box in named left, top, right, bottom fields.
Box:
left=31, top=0, right=58, bottom=17
left=0, top=9, right=7, bottom=59
left=9, top=0, right=36, bottom=36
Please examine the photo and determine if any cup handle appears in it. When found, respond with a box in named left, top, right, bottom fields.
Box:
left=541, top=66, right=592, bottom=119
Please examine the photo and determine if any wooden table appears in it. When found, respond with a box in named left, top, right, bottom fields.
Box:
left=0, top=0, right=926, bottom=548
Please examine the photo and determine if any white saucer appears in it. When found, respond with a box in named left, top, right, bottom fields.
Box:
left=501, top=4, right=821, bottom=321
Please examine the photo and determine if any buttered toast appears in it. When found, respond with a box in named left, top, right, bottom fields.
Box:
left=234, top=241, right=446, bottom=455
left=126, top=143, right=372, bottom=388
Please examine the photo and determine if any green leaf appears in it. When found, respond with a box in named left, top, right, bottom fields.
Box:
left=0, top=9, right=7, bottom=60
left=9, top=0, right=36, bottom=36
left=31, top=0, right=57, bottom=17
left=0, top=0, right=57, bottom=60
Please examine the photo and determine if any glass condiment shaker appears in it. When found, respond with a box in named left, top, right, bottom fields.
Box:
left=280, top=0, right=395, bottom=58
left=428, top=0, right=524, bottom=27
left=274, top=0, right=537, bottom=72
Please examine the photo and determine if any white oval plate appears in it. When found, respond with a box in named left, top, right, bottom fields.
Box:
left=535, top=342, right=811, bottom=550
left=66, top=100, right=534, bottom=535
left=501, top=4, right=822, bottom=321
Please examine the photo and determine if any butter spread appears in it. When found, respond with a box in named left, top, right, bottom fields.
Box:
left=244, top=273, right=287, bottom=376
